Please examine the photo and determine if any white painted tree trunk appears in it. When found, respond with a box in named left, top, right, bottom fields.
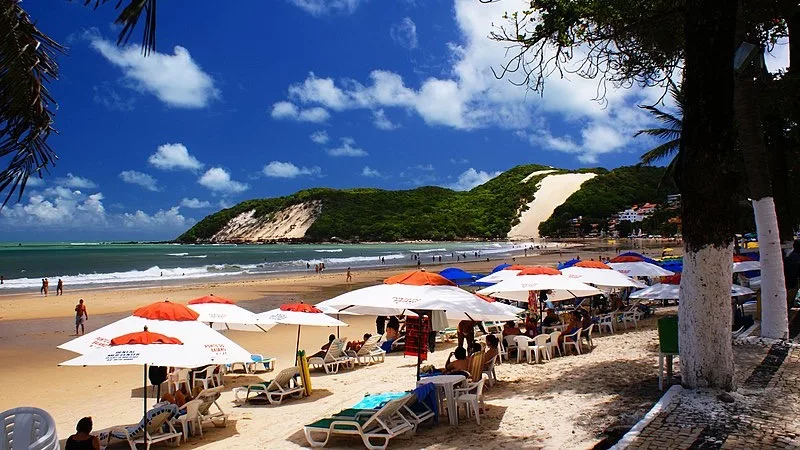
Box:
left=679, top=243, right=736, bottom=390
left=753, top=197, right=789, bottom=339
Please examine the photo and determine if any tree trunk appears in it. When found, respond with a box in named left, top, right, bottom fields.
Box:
left=733, top=4, right=788, bottom=338
left=679, top=0, right=738, bottom=391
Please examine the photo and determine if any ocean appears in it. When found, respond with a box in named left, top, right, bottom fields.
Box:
left=0, top=241, right=541, bottom=291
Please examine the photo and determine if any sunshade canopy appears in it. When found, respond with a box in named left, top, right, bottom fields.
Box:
left=561, top=266, right=644, bottom=288
left=630, top=283, right=754, bottom=300
left=609, top=262, right=675, bottom=277
left=477, top=274, right=602, bottom=302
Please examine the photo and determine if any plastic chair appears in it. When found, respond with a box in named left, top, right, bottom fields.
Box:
left=169, top=368, right=191, bottom=394
left=496, top=334, right=507, bottom=363
left=192, top=366, right=217, bottom=390
left=581, top=324, right=595, bottom=351
left=176, top=399, right=203, bottom=442
left=504, top=335, right=518, bottom=360
left=513, top=336, right=534, bottom=363
left=531, top=334, right=550, bottom=363
left=482, top=355, right=498, bottom=386
left=454, top=379, right=485, bottom=424
left=547, top=331, right=562, bottom=357
left=562, top=328, right=582, bottom=355
left=597, top=314, right=614, bottom=334
left=0, top=407, right=59, bottom=450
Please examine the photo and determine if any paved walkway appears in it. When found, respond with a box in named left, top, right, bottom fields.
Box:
left=621, top=341, right=800, bottom=449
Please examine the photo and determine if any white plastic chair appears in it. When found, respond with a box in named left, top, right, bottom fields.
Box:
left=0, top=407, right=59, bottom=450
left=169, top=368, right=190, bottom=394
left=562, top=328, right=582, bottom=355
left=496, top=334, right=507, bottom=363
left=176, top=399, right=203, bottom=442
left=581, top=324, right=595, bottom=351
left=621, top=308, right=641, bottom=329
left=513, top=336, right=534, bottom=363
left=547, top=331, right=562, bottom=357
left=192, top=366, right=217, bottom=390
left=597, top=314, right=614, bottom=334
left=531, top=334, right=550, bottom=363
left=454, top=379, right=485, bottom=424
left=504, top=335, right=518, bottom=360
left=482, top=355, right=498, bottom=386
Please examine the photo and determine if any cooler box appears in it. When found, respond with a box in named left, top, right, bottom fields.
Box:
left=658, top=316, right=678, bottom=354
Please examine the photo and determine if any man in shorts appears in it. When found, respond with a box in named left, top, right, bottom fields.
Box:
left=75, top=299, right=88, bottom=335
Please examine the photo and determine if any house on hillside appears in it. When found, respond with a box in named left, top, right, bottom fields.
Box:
left=618, top=208, right=645, bottom=222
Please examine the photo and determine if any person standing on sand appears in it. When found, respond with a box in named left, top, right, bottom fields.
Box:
left=74, top=299, right=88, bottom=335
left=346, top=267, right=352, bottom=282
left=57, top=278, right=63, bottom=295
left=43, top=278, right=49, bottom=296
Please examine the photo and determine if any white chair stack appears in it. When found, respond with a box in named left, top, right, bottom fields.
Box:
left=0, top=407, right=59, bottom=450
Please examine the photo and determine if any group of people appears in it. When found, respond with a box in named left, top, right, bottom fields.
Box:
left=433, top=334, right=500, bottom=376
left=501, top=306, right=593, bottom=353
left=39, top=278, right=64, bottom=296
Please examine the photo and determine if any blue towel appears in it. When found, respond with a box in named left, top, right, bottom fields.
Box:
left=352, top=392, right=407, bottom=410
left=411, top=382, right=439, bottom=424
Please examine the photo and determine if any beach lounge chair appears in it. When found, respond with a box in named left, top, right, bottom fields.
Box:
left=0, top=406, right=59, bottom=450
left=248, top=354, right=276, bottom=373
left=195, top=386, right=228, bottom=427
left=347, top=335, right=385, bottom=365
left=304, top=396, right=414, bottom=449
left=309, top=340, right=354, bottom=374
left=233, top=366, right=304, bottom=405
left=99, top=402, right=181, bottom=450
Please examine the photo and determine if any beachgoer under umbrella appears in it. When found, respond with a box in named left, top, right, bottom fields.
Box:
left=65, top=417, right=100, bottom=450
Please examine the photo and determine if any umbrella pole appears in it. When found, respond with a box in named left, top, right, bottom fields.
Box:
left=295, top=325, right=301, bottom=366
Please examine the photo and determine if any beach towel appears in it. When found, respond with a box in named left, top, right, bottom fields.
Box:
left=411, top=382, right=438, bottom=423
left=352, top=392, right=407, bottom=410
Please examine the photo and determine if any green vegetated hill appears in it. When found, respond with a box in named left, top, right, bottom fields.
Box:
left=538, top=166, right=678, bottom=237
left=177, top=164, right=562, bottom=243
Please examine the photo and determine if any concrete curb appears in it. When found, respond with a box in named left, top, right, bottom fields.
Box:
left=610, top=384, right=683, bottom=449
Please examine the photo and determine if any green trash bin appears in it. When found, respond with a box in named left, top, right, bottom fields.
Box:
left=658, top=316, right=679, bottom=354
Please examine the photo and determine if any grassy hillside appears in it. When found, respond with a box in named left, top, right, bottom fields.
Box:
left=177, top=164, right=560, bottom=243
left=538, top=166, right=677, bottom=237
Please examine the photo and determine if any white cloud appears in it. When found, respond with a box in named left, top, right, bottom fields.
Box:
left=262, top=161, right=322, bottom=178
left=518, top=121, right=630, bottom=163
left=148, top=143, right=204, bottom=171
left=390, top=17, right=418, bottom=49
left=310, top=130, right=330, bottom=144
left=89, top=37, right=218, bottom=108
left=287, top=0, right=366, bottom=16
left=57, top=173, right=97, bottom=189
left=121, top=207, right=189, bottom=229
left=270, top=101, right=330, bottom=123
left=327, top=137, right=368, bottom=157
left=180, top=197, right=211, bottom=209
left=119, top=170, right=159, bottom=191
left=415, top=164, right=434, bottom=171
left=766, top=37, right=789, bottom=74
left=25, top=176, right=45, bottom=187
left=274, top=0, right=659, bottom=162
left=372, top=109, right=399, bottom=130
left=198, top=167, right=249, bottom=194
left=361, top=166, right=382, bottom=177
left=447, top=168, right=501, bottom=191
left=218, top=199, right=234, bottom=209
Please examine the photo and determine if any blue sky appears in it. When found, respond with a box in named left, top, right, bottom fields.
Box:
left=2, top=0, right=789, bottom=241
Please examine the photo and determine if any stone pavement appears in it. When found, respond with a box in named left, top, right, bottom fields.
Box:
left=621, top=341, right=800, bottom=449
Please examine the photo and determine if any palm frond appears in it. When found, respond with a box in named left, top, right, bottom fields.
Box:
left=0, top=0, right=65, bottom=206
left=634, top=126, right=681, bottom=141
left=639, top=140, right=680, bottom=165
left=81, top=0, right=157, bottom=55
left=637, top=104, right=682, bottom=130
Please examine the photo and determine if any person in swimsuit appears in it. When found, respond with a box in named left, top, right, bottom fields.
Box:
left=75, top=299, right=88, bottom=335
left=65, top=417, right=100, bottom=450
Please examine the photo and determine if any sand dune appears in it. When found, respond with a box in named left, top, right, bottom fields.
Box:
left=508, top=173, right=597, bottom=241
left=212, top=201, right=322, bottom=242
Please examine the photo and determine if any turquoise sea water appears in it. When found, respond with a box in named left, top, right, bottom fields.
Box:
left=0, top=241, right=534, bottom=290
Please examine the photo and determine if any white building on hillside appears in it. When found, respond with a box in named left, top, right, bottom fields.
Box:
left=619, top=208, right=645, bottom=222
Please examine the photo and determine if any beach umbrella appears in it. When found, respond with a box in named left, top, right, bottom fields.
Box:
left=732, top=255, right=761, bottom=273
left=438, top=267, right=478, bottom=285
left=608, top=255, right=675, bottom=277
left=556, top=258, right=581, bottom=270
left=491, top=263, right=512, bottom=273
left=630, top=283, right=754, bottom=300
left=561, top=261, right=645, bottom=288
left=187, top=294, right=274, bottom=332
left=60, top=328, right=225, bottom=448
left=474, top=264, right=532, bottom=284
left=477, top=267, right=602, bottom=303
left=58, top=301, right=255, bottom=364
left=256, top=303, right=347, bottom=364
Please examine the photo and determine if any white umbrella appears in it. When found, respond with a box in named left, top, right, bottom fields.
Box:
left=630, top=283, right=754, bottom=300
left=474, top=269, right=521, bottom=284
left=256, top=303, right=348, bottom=364
left=58, top=301, right=255, bottom=364
left=187, top=295, right=274, bottom=332
left=608, top=262, right=674, bottom=277
left=732, top=260, right=760, bottom=273
left=477, top=274, right=602, bottom=302
left=561, top=266, right=645, bottom=288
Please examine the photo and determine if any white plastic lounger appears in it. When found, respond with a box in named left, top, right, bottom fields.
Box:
left=346, top=335, right=384, bottom=365
left=308, top=340, right=354, bottom=374
left=196, top=386, right=228, bottom=427
left=304, top=396, right=413, bottom=449
left=234, top=366, right=304, bottom=405
left=98, top=402, right=182, bottom=450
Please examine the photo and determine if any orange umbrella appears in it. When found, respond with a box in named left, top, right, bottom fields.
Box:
left=133, top=301, right=199, bottom=321
left=384, top=270, right=455, bottom=286
left=574, top=260, right=612, bottom=269
left=188, top=294, right=235, bottom=305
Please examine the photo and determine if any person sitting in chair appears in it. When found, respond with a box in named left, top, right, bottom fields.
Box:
left=443, top=346, right=469, bottom=374
left=65, top=417, right=100, bottom=450
left=310, top=334, right=336, bottom=358
left=502, top=320, right=522, bottom=338
left=347, top=333, right=373, bottom=352
left=542, top=308, right=561, bottom=327
left=483, top=334, right=500, bottom=368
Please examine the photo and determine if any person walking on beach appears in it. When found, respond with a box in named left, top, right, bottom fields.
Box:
left=346, top=267, right=352, bottom=282
left=42, top=278, right=49, bottom=296
left=74, top=299, right=88, bottom=335
left=57, top=278, right=63, bottom=295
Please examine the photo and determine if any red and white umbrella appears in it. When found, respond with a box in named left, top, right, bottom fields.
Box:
left=187, top=294, right=274, bottom=332
left=58, top=301, right=254, bottom=364
left=732, top=255, right=760, bottom=273
left=322, top=271, right=520, bottom=321
left=477, top=266, right=602, bottom=302
left=561, top=261, right=645, bottom=288
left=257, top=303, right=347, bottom=363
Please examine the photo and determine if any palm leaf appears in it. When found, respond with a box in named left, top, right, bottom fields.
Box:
left=639, top=140, right=680, bottom=165
left=0, top=0, right=65, bottom=206
left=634, top=126, right=681, bottom=141
left=81, top=0, right=157, bottom=55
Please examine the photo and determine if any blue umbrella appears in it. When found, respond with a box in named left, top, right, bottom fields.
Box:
left=557, top=258, right=581, bottom=270
left=438, top=267, right=478, bottom=285
left=491, top=263, right=511, bottom=273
